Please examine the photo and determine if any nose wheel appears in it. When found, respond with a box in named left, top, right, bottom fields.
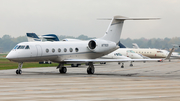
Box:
left=16, top=69, right=22, bottom=74
left=16, top=62, right=23, bottom=75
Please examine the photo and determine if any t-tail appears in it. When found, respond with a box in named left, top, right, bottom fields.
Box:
left=100, top=16, right=159, bottom=44
left=26, top=33, right=41, bottom=42
left=26, top=33, right=59, bottom=42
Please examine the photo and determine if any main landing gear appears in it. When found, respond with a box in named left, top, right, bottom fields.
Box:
left=118, top=62, right=125, bottom=68
left=16, top=62, right=23, bottom=74
left=130, top=61, right=133, bottom=67
left=121, top=63, right=124, bottom=68
left=57, top=63, right=67, bottom=74
left=87, top=62, right=95, bottom=74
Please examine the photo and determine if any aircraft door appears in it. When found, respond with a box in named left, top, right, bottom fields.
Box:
left=36, top=45, right=42, bottom=56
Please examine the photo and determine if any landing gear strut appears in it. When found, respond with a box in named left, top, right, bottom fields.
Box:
left=121, top=63, right=124, bottom=68
left=130, top=61, right=133, bottom=67
left=87, top=62, right=95, bottom=74
left=16, top=62, right=23, bottom=74
left=57, top=63, right=67, bottom=74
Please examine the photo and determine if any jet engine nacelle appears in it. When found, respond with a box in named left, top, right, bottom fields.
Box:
left=88, top=39, right=117, bottom=52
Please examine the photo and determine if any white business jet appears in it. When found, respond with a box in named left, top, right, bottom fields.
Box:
left=6, top=16, right=161, bottom=75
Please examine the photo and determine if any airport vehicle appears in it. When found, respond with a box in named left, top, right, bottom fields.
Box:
left=6, top=16, right=161, bottom=75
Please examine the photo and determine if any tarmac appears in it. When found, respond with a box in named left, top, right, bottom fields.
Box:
left=0, top=60, right=180, bottom=101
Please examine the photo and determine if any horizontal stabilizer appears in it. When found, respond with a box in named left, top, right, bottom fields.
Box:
left=98, top=16, right=160, bottom=20
left=63, top=58, right=162, bottom=63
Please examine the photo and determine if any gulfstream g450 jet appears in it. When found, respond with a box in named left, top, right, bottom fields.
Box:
left=6, top=16, right=160, bottom=74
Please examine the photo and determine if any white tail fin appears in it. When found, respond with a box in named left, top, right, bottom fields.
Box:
left=100, top=16, right=160, bottom=44
left=132, top=43, right=140, bottom=49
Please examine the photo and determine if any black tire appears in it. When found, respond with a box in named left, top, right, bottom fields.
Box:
left=87, top=67, right=94, bottom=74
left=18, top=70, right=22, bottom=74
left=121, top=66, right=124, bottom=68
left=16, top=70, right=19, bottom=74
left=59, top=67, right=67, bottom=73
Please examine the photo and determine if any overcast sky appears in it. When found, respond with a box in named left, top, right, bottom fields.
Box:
left=0, top=0, right=180, bottom=39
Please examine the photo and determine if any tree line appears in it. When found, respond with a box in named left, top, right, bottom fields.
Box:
left=0, top=34, right=180, bottom=53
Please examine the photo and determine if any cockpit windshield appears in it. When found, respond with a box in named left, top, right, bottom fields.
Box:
left=13, top=45, right=18, bottom=49
left=17, top=45, right=25, bottom=49
left=13, top=45, right=30, bottom=50
left=127, top=50, right=135, bottom=53
left=114, top=53, right=122, bottom=56
left=25, top=45, right=30, bottom=49
left=157, top=51, right=163, bottom=53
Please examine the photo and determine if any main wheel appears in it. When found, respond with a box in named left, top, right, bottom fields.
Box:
left=121, top=66, right=124, bottom=68
left=59, top=67, right=67, bottom=73
left=16, top=70, right=22, bottom=74
left=87, top=67, right=94, bottom=74
left=130, top=64, right=133, bottom=67
left=18, top=70, right=22, bottom=74
left=16, top=70, right=19, bottom=74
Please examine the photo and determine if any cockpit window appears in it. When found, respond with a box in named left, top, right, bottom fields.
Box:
left=114, top=53, right=122, bottom=56
left=17, top=45, right=25, bottom=49
left=25, top=45, right=30, bottom=49
left=130, top=50, right=135, bottom=53
left=13, top=45, right=18, bottom=49
left=157, top=51, right=163, bottom=53
left=127, top=50, right=135, bottom=53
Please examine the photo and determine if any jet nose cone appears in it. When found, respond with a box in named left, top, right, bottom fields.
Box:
left=6, top=53, right=11, bottom=60
left=6, top=51, right=15, bottom=60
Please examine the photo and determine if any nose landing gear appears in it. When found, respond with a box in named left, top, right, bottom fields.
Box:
left=16, top=62, right=23, bottom=74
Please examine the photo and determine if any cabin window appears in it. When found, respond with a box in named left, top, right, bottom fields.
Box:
left=25, top=45, right=30, bottom=49
left=52, top=48, right=55, bottom=53
left=64, top=48, right=67, bottom=52
left=58, top=48, right=61, bottom=52
left=75, top=48, right=79, bottom=52
left=69, top=48, right=73, bottom=52
left=46, top=49, right=49, bottom=53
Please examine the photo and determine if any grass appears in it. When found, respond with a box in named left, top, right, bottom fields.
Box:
left=0, top=54, right=59, bottom=70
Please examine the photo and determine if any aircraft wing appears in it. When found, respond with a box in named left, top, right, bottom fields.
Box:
left=63, top=59, right=162, bottom=63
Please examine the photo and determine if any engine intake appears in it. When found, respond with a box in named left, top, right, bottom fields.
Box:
left=88, top=39, right=116, bottom=53
left=88, top=40, right=96, bottom=49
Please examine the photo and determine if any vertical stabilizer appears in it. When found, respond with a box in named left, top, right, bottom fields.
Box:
left=132, top=43, right=140, bottom=49
left=100, top=16, right=159, bottom=44
left=117, top=41, right=126, bottom=48
left=100, top=16, right=126, bottom=44
left=26, top=33, right=41, bottom=42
